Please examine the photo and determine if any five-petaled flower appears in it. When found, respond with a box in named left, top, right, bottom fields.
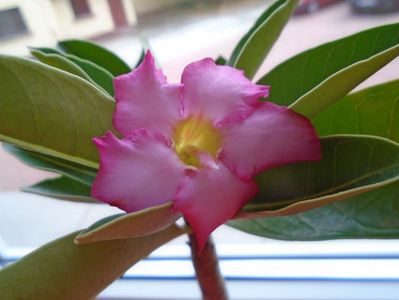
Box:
left=92, top=51, right=321, bottom=249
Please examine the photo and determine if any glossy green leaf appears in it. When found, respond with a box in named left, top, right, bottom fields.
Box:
left=258, top=23, right=399, bottom=117
left=239, top=135, right=399, bottom=216
left=75, top=202, right=181, bottom=244
left=228, top=0, right=293, bottom=66
left=231, top=181, right=399, bottom=240
left=22, top=176, right=96, bottom=204
left=230, top=0, right=298, bottom=78
left=30, top=47, right=114, bottom=96
left=0, top=225, right=183, bottom=299
left=0, top=56, right=114, bottom=168
left=233, top=80, right=399, bottom=239
left=3, top=144, right=96, bottom=185
left=28, top=46, right=63, bottom=55
left=314, top=79, right=399, bottom=141
left=59, top=39, right=131, bottom=76
left=30, top=50, right=93, bottom=83
left=65, top=54, right=114, bottom=96
left=291, top=47, right=399, bottom=118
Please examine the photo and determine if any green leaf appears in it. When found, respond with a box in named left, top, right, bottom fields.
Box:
left=314, top=79, right=399, bottom=142
left=75, top=202, right=181, bottom=244
left=229, top=0, right=298, bottom=78
left=239, top=135, right=399, bottom=216
left=3, top=143, right=97, bottom=204
left=30, top=47, right=114, bottom=96
left=228, top=0, right=289, bottom=65
left=65, top=54, right=114, bottom=96
left=232, top=81, right=399, bottom=240
left=0, top=225, right=183, bottom=299
left=30, top=50, right=93, bottom=83
left=28, top=46, right=63, bottom=55
left=3, top=144, right=96, bottom=185
left=59, top=39, right=131, bottom=76
left=215, top=56, right=227, bottom=65
left=231, top=181, right=399, bottom=240
left=22, top=176, right=97, bottom=204
left=258, top=23, right=399, bottom=117
left=0, top=56, right=114, bottom=168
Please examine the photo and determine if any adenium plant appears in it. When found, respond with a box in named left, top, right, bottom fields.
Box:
left=0, top=0, right=399, bottom=299
left=92, top=51, right=320, bottom=249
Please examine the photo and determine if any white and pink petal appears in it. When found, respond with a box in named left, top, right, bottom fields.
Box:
left=181, top=58, right=269, bottom=126
left=173, top=162, right=258, bottom=250
left=113, top=51, right=182, bottom=138
left=92, top=130, right=186, bottom=212
left=220, top=102, right=321, bottom=180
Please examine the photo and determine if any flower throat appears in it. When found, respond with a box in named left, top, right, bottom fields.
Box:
left=173, top=117, right=221, bottom=167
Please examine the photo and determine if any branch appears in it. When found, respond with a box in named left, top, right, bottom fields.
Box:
left=188, top=232, right=228, bottom=300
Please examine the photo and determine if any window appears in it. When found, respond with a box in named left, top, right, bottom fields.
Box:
left=70, top=0, right=92, bottom=19
left=0, top=8, right=28, bottom=40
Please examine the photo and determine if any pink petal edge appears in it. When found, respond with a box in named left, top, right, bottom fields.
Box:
left=220, top=102, right=322, bottom=180
left=92, top=130, right=186, bottom=212
left=173, top=162, right=258, bottom=251
left=113, top=50, right=182, bottom=138
left=181, top=58, right=269, bottom=126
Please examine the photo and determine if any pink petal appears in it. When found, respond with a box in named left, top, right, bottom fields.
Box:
left=92, top=130, right=186, bottom=212
left=173, top=162, right=258, bottom=250
left=113, top=51, right=182, bottom=138
left=181, top=58, right=269, bottom=126
left=220, top=102, right=321, bottom=180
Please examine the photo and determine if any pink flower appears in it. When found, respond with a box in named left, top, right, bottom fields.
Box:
left=92, top=51, right=321, bottom=249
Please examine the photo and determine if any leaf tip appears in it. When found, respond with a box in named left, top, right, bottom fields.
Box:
left=74, top=232, right=90, bottom=245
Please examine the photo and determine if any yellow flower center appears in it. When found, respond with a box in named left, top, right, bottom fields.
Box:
left=173, top=117, right=221, bottom=167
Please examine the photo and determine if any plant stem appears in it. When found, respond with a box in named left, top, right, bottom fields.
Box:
left=188, top=232, right=228, bottom=300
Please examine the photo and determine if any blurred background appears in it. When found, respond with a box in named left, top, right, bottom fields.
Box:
left=1, top=0, right=399, bottom=299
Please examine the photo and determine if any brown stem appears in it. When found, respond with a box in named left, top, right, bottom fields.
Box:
left=187, top=231, right=228, bottom=300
